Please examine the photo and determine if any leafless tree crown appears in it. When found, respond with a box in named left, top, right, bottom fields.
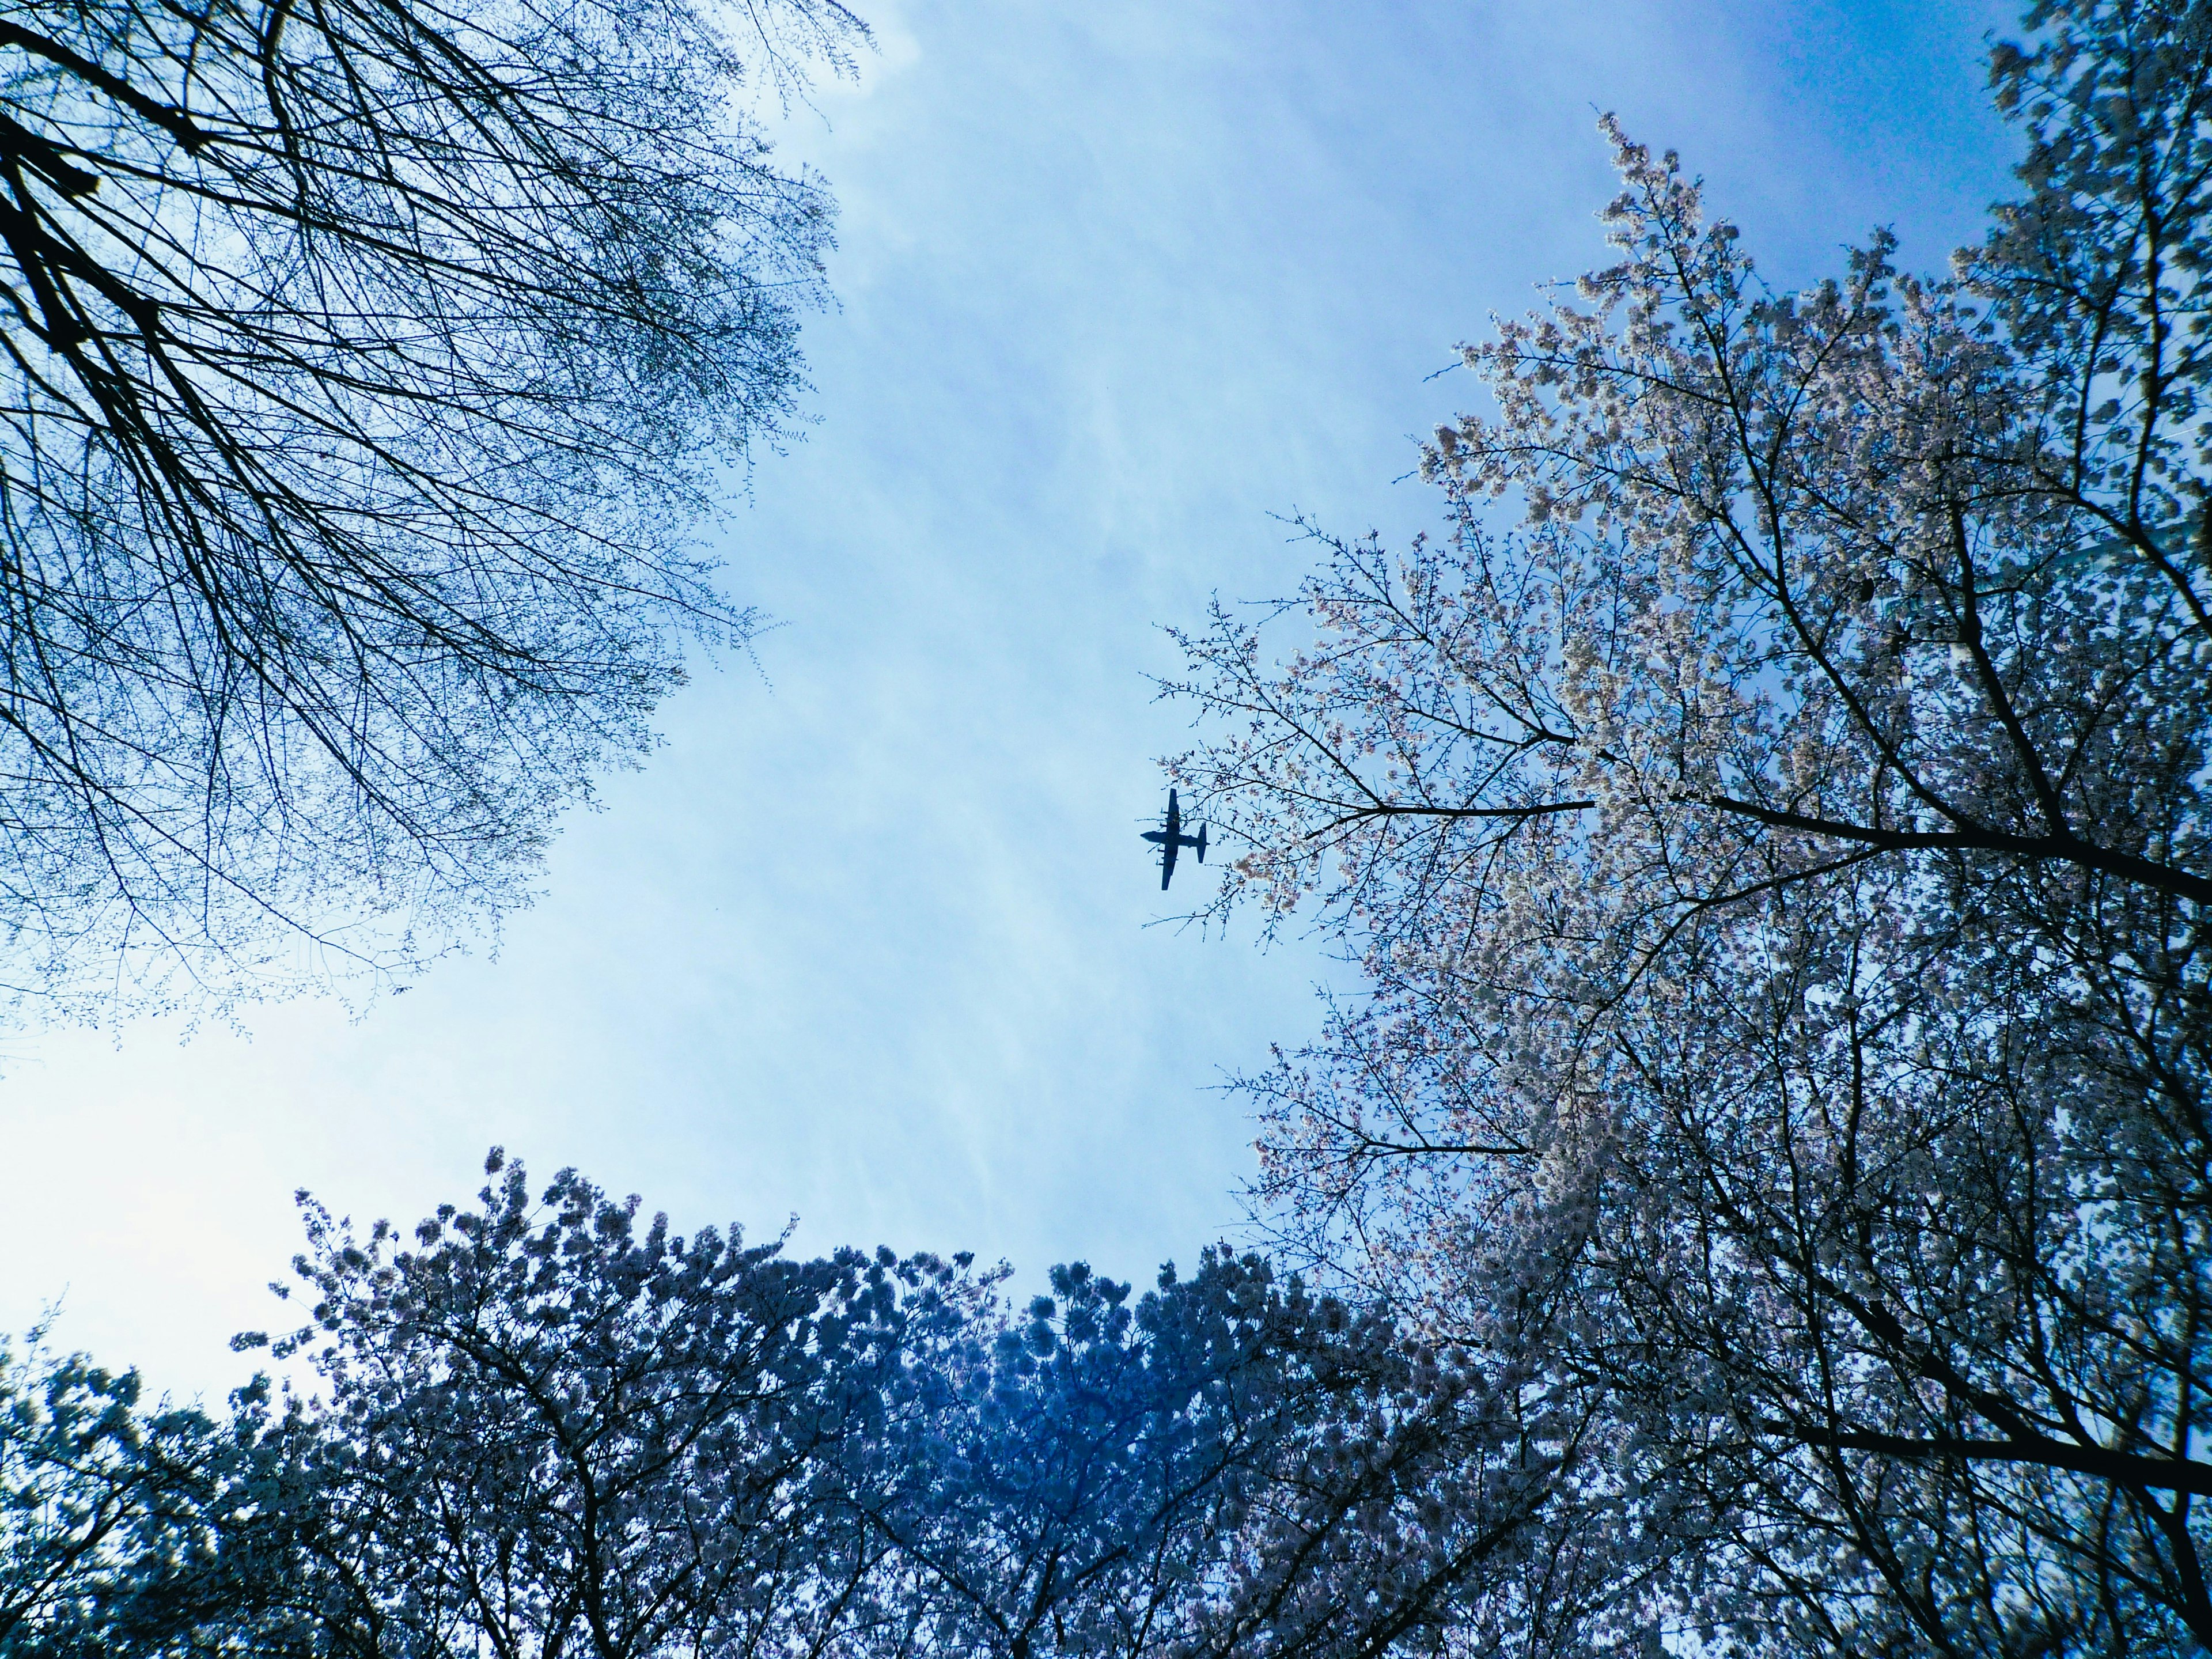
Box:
left=0, top=0, right=864, bottom=1017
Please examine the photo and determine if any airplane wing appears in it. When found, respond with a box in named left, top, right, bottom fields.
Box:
left=1160, top=835, right=1179, bottom=891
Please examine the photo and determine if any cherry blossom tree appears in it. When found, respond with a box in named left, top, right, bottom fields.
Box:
left=0, top=0, right=865, bottom=1020
left=1162, top=1, right=2212, bottom=1652
left=0, top=1336, right=302, bottom=1655
left=843, top=1247, right=1620, bottom=1659
left=260, top=1157, right=1597, bottom=1659
left=244, top=1150, right=922, bottom=1659
left=3, top=1159, right=1626, bottom=1659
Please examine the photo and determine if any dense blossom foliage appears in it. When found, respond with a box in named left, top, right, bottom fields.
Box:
left=0, top=1158, right=1633, bottom=1658
left=251, top=1152, right=918, bottom=1658
left=0, top=1339, right=296, bottom=1655
left=1161, top=1, right=2212, bottom=1652
left=0, top=0, right=863, bottom=1017
left=844, top=1248, right=1619, bottom=1659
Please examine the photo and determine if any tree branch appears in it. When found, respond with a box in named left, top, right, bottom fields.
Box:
left=1702, top=795, right=2211, bottom=905
left=1766, top=1419, right=2212, bottom=1498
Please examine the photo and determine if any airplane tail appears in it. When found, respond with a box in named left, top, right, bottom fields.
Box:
left=1196, top=824, right=1207, bottom=863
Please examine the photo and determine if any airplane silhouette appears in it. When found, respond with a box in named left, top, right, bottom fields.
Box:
left=1142, top=788, right=1207, bottom=890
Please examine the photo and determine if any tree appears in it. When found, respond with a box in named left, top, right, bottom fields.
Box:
left=266, top=1161, right=1582, bottom=1659
left=0, top=0, right=864, bottom=1019
left=843, top=1248, right=1609, bottom=1659
left=5, top=1153, right=1631, bottom=1659
left=1162, top=0, right=2212, bottom=1651
left=248, top=1151, right=920, bottom=1659
left=0, top=1335, right=300, bottom=1656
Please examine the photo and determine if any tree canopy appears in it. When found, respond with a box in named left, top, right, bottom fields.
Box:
left=2, top=1153, right=1565, bottom=1659
left=0, top=0, right=863, bottom=1019
left=1163, top=0, right=2212, bottom=1650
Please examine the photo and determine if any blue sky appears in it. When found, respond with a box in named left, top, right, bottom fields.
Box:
left=1, top=0, right=2020, bottom=1404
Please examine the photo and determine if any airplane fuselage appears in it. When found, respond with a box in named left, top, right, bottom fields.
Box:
left=1142, top=788, right=1207, bottom=889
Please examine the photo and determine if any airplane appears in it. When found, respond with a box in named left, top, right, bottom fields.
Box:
left=1142, top=787, right=1207, bottom=890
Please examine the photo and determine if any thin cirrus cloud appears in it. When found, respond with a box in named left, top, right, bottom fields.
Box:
left=0, top=0, right=2017, bottom=1405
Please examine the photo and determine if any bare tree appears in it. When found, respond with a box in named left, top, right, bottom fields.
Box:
left=0, top=0, right=864, bottom=1017
left=1162, top=1, right=2212, bottom=1652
